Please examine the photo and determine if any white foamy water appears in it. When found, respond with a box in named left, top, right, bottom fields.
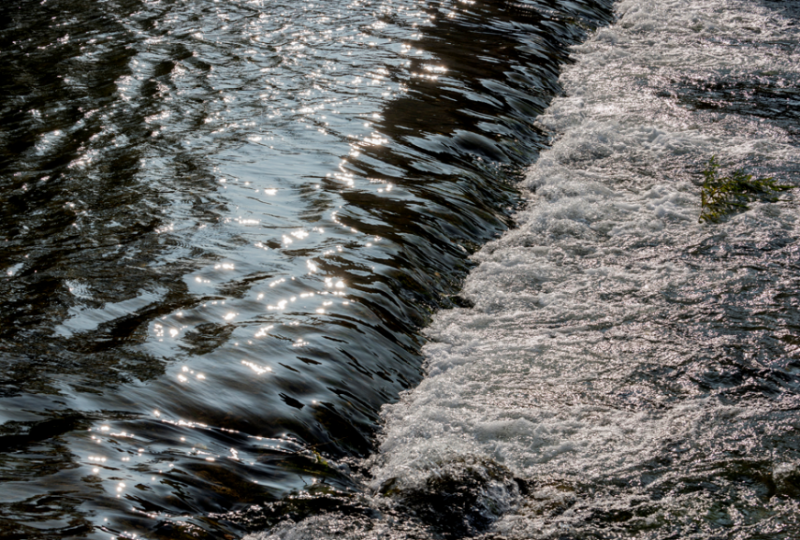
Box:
left=252, top=0, right=800, bottom=537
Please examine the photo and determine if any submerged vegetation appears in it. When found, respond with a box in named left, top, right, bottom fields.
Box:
left=699, top=156, right=795, bottom=223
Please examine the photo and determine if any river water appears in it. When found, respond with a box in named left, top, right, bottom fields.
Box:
left=0, top=0, right=611, bottom=538
left=2, top=0, right=800, bottom=538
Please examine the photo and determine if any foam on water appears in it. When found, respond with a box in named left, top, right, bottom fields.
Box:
left=251, top=0, right=800, bottom=537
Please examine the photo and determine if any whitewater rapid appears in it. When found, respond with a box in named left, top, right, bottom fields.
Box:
left=253, top=0, right=800, bottom=537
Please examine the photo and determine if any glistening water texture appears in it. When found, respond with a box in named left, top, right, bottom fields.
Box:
left=0, top=0, right=613, bottom=537
left=257, top=0, right=800, bottom=538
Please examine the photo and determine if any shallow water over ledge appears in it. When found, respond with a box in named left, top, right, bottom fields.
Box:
left=285, top=0, right=800, bottom=538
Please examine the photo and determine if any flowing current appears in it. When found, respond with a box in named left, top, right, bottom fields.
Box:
left=0, top=0, right=611, bottom=538
left=2, top=0, right=800, bottom=539
left=278, top=0, right=800, bottom=538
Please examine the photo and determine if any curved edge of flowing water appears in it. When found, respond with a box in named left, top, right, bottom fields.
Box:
left=0, top=0, right=617, bottom=538
left=247, top=0, right=800, bottom=538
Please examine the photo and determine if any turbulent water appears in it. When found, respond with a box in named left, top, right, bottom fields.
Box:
left=2, top=0, right=799, bottom=537
left=0, top=0, right=615, bottom=538
left=250, top=0, right=800, bottom=538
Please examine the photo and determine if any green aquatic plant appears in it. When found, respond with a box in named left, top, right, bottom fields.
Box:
left=699, top=156, right=794, bottom=223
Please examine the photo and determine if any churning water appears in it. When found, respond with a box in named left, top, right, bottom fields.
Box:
left=1, top=0, right=799, bottom=538
left=258, top=0, right=800, bottom=537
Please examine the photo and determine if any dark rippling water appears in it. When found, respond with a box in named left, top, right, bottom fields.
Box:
left=0, top=0, right=613, bottom=537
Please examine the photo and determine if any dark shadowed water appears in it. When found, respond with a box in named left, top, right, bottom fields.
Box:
left=0, top=0, right=613, bottom=537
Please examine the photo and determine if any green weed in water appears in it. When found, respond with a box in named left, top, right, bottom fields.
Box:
left=699, top=156, right=794, bottom=223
